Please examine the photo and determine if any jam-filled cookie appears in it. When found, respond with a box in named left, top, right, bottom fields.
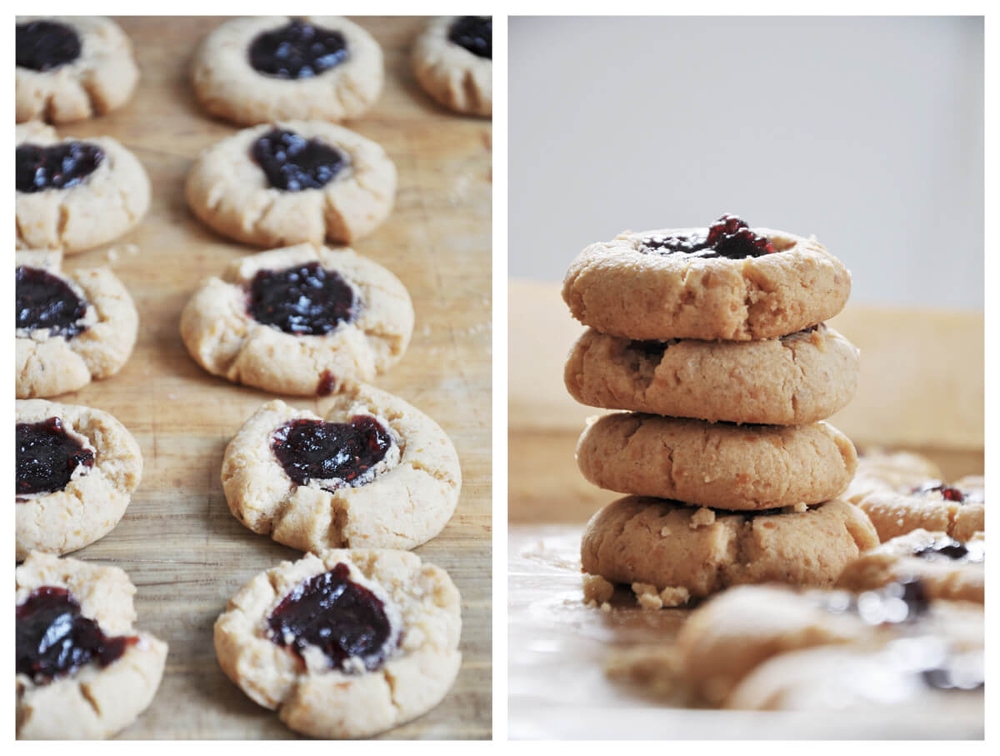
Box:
left=576, top=414, right=857, bottom=510
left=837, top=529, right=984, bottom=603
left=222, top=384, right=461, bottom=553
left=565, top=323, right=859, bottom=425
left=16, top=250, right=139, bottom=399
left=562, top=215, right=852, bottom=341
left=16, top=122, right=150, bottom=253
left=581, top=497, right=878, bottom=608
left=191, top=16, right=383, bottom=125
left=855, top=475, right=984, bottom=542
left=16, top=552, right=168, bottom=739
left=185, top=120, right=396, bottom=247
left=214, top=549, right=462, bottom=739
left=180, top=244, right=414, bottom=396
left=674, top=581, right=983, bottom=709
left=16, top=16, right=139, bottom=124
left=16, top=399, right=142, bottom=561
left=843, top=448, right=943, bottom=505
left=412, top=16, right=492, bottom=117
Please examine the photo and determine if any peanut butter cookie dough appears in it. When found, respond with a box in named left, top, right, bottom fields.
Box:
left=16, top=552, right=168, bottom=739
left=580, top=497, right=878, bottom=608
left=214, top=549, right=462, bottom=739
left=180, top=244, right=414, bottom=396
left=16, top=16, right=139, bottom=123
left=576, top=414, right=857, bottom=510
left=16, top=250, right=139, bottom=399
left=191, top=16, right=383, bottom=125
left=565, top=323, right=859, bottom=424
left=222, top=384, right=461, bottom=553
left=412, top=16, right=492, bottom=117
left=16, top=399, right=142, bottom=561
left=16, top=122, right=150, bottom=253
left=185, top=120, right=396, bottom=247
left=562, top=215, right=851, bottom=341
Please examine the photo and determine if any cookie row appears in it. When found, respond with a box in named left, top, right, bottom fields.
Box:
left=17, top=16, right=492, bottom=124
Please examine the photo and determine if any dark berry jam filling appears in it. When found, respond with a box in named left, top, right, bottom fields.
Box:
left=16, top=586, right=137, bottom=684
left=248, top=262, right=356, bottom=336
left=272, top=416, right=393, bottom=488
left=448, top=16, right=492, bottom=59
left=17, top=417, right=95, bottom=497
left=912, top=480, right=966, bottom=502
left=251, top=128, right=347, bottom=192
left=16, top=20, right=82, bottom=71
left=913, top=536, right=984, bottom=563
left=16, top=266, right=89, bottom=338
left=17, top=142, right=105, bottom=194
left=267, top=563, right=397, bottom=672
left=640, top=214, right=776, bottom=259
left=248, top=20, right=348, bottom=79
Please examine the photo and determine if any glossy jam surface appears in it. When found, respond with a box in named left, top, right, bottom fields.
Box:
left=272, top=416, right=393, bottom=487
left=16, top=586, right=137, bottom=684
left=267, top=563, right=396, bottom=672
left=16, top=417, right=94, bottom=496
left=16, top=266, right=88, bottom=338
left=912, top=480, right=968, bottom=502
left=248, top=262, right=355, bottom=335
left=641, top=214, right=776, bottom=259
left=16, top=20, right=82, bottom=71
left=248, top=20, right=348, bottom=79
left=913, top=536, right=984, bottom=563
left=17, top=142, right=105, bottom=194
left=251, top=128, right=346, bottom=192
left=448, top=16, right=492, bottom=59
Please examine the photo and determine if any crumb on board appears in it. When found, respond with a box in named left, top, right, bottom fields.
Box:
left=582, top=573, right=615, bottom=605
left=632, top=582, right=690, bottom=610
left=689, top=507, right=716, bottom=529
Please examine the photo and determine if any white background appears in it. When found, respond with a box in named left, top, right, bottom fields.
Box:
left=509, top=16, right=984, bottom=311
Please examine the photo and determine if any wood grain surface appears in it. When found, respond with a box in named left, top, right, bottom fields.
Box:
left=21, top=16, right=492, bottom=739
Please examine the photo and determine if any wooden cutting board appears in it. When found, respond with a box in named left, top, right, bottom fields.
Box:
left=21, top=16, right=491, bottom=739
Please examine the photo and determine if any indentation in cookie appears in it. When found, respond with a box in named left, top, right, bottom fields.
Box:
left=266, top=562, right=400, bottom=673
left=910, top=480, right=980, bottom=504
left=16, top=417, right=95, bottom=497
left=271, top=415, right=396, bottom=490
left=248, top=20, right=349, bottom=79
left=16, top=20, right=82, bottom=72
left=16, top=142, right=105, bottom=193
left=248, top=262, right=356, bottom=335
left=16, top=586, right=138, bottom=684
left=448, top=16, right=492, bottom=59
left=16, top=266, right=89, bottom=338
left=640, top=214, right=777, bottom=259
left=912, top=536, right=983, bottom=563
left=250, top=128, right=348, bottom=191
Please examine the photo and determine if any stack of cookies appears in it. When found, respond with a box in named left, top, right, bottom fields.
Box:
left=562, top=215, right=878, bottom=609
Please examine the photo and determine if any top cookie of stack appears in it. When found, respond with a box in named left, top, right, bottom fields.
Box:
left=563, top=215, right=858, bottom=426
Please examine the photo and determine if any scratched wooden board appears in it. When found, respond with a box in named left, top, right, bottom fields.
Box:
left=36, top=16, right=491, bottom=739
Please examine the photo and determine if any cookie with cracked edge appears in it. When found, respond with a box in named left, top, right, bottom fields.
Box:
left=565, top=323, right=859, bottom=424
left=16, top=16, right=139, bottom=124
left=576, top=414, right=857, bottom=510
left=222, top=383, right=461, bottom=552
left=580, top=496, right=879, bottom=607
left=562, top=223, right=851, bottom=341
left=412, top=16, right=492, bottom=117
left=214, top=548, right=461, bottom=738
left=16, top=551, right=168, bottom=739
left=191, top=16, right=383, bottom=125
left=16, top=122, right=150, bottom=253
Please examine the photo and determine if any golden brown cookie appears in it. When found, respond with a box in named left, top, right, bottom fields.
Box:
left=576, top=414, right=857, bottom=510
left=565, top=323, right=859, bottom=424
left=16, top=250, right=139, bottom=399
left=180, top=244, right=414, bottom=396
left=16, top=399, right=142, bottom=561
left=412, top=16, right=492, bottom=117
left=222, top=384, right=462, bottom=553
left=562, top=215, right=851, bottom=341
left=16, top=552, right=168, bottom=739
left=856, top=476, right=984, bottom=542
left=581, top=497, right=879, bottom=608
left=191, top=16, right=383, bottom=125
left=185, top=120, right=396, bottom=247
left=214, top=549, right=461, bottom=738
left=16, top=16, right=139, bottom=123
